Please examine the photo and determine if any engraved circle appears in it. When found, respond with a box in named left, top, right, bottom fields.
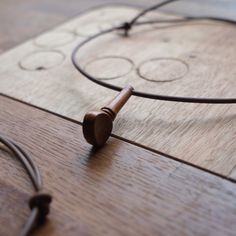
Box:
left=84, top=56, right=134, bottom=80
left=137, top=58, right=189, bottom=82
left=34, top=31, right=75, bottom=48
left=19, top=50, right=65, bottom=71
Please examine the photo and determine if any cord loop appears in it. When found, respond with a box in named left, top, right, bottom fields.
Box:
left=71, top=0, right=236, bottom=104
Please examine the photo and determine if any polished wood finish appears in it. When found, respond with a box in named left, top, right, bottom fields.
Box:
left=83, top=111, right=113, bottom=147
left=0, top=4, right=236, bottom=178
left=102, top=85, right=133, bottom=120
left=83, top=86, right=133, bottom=146
left=1, top=94, right=236, bottom=236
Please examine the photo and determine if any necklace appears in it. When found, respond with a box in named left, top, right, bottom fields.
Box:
left=72, top=0, right=236, bottom=104
left=71, top=0, right=236, bottom=146
left=0, top=135, right=52, bottom=236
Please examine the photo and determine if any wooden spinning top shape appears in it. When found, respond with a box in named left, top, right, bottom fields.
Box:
left=83, top=85, right=133, bottom=147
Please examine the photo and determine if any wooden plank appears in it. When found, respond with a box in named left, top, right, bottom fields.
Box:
left=0, top=0, right=140, bottom=53
left=0, top=0, right=182, bottom=53
left=1, top=95, right=236, bottom=236
left=1, top=0, right=236, bottom=53
left=0, top=4, right=236, bottom=179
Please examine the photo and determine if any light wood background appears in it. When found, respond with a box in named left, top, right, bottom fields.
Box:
left=1, top=0, right=236, bottom=54
left=1, top=95, right=236, bottom=236
left=0, top=4, right=236, bottom=179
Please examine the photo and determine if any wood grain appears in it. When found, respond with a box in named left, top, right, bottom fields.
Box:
left=0, top=0, right=143, bottom=53
left=1, top=0, right=236, bottom=54
left=0, top=5, right=235, bottom=178
left=1, top=95, right=236, bottom=236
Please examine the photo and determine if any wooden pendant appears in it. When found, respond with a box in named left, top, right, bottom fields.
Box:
left=83, top=85, right=133, bottom=147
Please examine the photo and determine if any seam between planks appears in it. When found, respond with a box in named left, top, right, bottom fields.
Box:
left=1, top=92, right=236, bottom=184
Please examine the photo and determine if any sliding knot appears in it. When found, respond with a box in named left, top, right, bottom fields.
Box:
left=29, top=192, right=52, bottom=224
left=121, top=22, right=132, bottom=36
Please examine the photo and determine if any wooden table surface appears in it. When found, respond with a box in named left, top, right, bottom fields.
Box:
left=1, top=0, right=236, bottom=53
left=1, top=1, right=236, bottom=236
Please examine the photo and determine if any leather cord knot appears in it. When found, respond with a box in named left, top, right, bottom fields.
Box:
left=121, top=22, right=132, bottom=36
left=29, top=192, right=52, bottom=224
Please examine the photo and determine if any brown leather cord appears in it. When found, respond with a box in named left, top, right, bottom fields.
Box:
left=124, top=0, right=180, bottom=36
left=72, top=0, right=236, bottom=104
left=0, top=135, right=52, bottom=236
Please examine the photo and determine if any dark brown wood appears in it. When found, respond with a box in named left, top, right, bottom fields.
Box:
left=0, top=94, right=236, bottom=236
left=102, top=85, right=134, bottom=120
left=83, top=86, right=133, bottom=147
left=83, top=111, right=113, bottom=147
